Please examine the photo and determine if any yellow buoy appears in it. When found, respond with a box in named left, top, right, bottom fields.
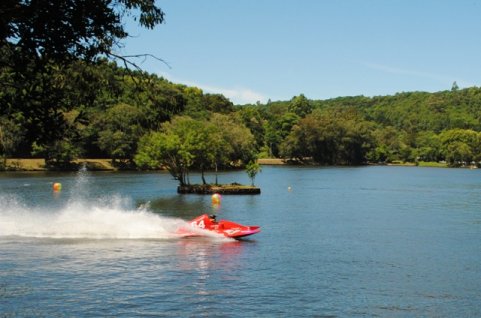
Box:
left=211, top=193, right=222, bottom=205
left=53, top=182, right=62, bottom=192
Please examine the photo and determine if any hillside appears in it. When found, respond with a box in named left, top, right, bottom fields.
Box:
left=2, top=57, right=481, bottom=169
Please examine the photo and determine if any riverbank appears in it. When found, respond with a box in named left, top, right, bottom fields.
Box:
left=3, top=159, right=115, bottom=171
left=3, top=158, right=288, bottom=171
left=2, top=158, right=453, bottom=171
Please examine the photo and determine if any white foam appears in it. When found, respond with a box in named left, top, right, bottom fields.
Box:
left=0, top=194, right=187, bottom=239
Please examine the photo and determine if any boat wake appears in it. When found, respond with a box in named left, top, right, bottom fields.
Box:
left=0, top=194, right=187, bottom=240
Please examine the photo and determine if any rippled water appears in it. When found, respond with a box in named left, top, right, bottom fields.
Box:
left=1, top=166, right=481, bottom=317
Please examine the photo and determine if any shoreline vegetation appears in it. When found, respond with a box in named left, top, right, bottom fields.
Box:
left=0, top=158, right=466, bottom=172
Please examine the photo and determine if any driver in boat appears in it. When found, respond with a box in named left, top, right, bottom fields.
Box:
left=209, top=214, right=217, bottom=223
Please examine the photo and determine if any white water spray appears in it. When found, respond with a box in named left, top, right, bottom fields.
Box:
left=0, top=194, right=187, bottom=239
left=0, top=169, right=189, bottom=239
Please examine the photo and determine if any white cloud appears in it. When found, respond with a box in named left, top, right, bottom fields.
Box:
left=157, top=72, right=268, bottom=104
left=197, top=83, right=268, bottom=105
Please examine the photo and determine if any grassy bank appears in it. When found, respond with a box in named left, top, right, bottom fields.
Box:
left=3, top=158, right=286, bottom=171
left=416, top=161, right=448, bottom=168
left=3, top=159, right=116, bottom=171
left=2, top=158, right=453, bottom=172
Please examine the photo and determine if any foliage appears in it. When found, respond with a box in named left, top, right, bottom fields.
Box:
left=245, top=161, right=261, bottom=186
left=135, top=129, right=188, bottom=185
left=0, top=116, right=23, bottom=168
left=288, top=94, right=312, bottom=118
left=439, top=129, right=481, bottom=166
left=0, top=0, right=164, bottom=165
left=93, top=103, right=146, bottom=164
left=1, top=0, right=164, bottom=62
left=135, top=115, right=256, bottom=185
left=31, top=139, right=82, bottom=167
left=280, top=108, right=374, bottom=165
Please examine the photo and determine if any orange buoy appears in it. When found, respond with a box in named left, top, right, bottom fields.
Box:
left=53, top=182, right=62, bottom=192
left=211, top=193, right=222, bottom=205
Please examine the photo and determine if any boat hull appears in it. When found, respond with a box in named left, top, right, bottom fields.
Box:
left=177, top=214, right=260, bottom=239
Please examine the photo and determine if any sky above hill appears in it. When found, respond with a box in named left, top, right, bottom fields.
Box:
left=121, top=0, right=481, bottom=104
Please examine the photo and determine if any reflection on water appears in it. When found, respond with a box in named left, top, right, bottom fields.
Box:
left=0, top=235, right=256, bottom=317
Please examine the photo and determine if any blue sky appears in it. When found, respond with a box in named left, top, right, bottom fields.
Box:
left=121, top=0, right=481, bottom=104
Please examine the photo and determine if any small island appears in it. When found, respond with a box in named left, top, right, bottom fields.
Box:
left=176, top=160, right=262, bottom=195
left=177, top=183, right=260, bottom=194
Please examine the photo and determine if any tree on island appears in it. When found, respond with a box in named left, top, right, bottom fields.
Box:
left=245, top=161, right=262, bottom=186
left=134, top=114, right=256, bottom=186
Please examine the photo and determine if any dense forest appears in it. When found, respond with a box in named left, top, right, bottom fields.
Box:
left=247, top=84, right=481, bottom=167
left=2, top=0, right=481, bottom=175
left=2, top=56, right=481, bottom=171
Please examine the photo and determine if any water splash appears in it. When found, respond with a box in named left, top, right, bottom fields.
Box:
left=0, top=166, right=233, bottom=240
left=0, top=166, right=186, bottom=239
left=0, top=194, right=187, bottom=239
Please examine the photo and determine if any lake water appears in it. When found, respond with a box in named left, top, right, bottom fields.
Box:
left=1, top=166, right=480, bottom=317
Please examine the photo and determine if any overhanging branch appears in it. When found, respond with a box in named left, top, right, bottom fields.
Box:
left=107, top=52, right=171, bottom=71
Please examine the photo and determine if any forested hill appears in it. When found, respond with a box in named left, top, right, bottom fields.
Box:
left=316, top=88, right=481, bottom=133
left=0, top=59, right=236, bottom=165
left=2, top=55, right=481, bottom=169
left=240, top=86, right=481, bottom=167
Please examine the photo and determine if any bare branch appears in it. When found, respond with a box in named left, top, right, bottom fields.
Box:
left=107, top=52, right=171, bottom=70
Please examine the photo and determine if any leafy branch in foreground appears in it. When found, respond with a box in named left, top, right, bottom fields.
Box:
left=0, top=0, right=166, bottom=163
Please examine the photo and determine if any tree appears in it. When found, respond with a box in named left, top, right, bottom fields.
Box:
left=135, top=115, right=256, bottom=186
left=211, top=113, right=256, bottom=165
left=444, top=142, right=472, bottom=167
left=1, top=0, right=164, bottom=63
left=135, top=131, right=189, bottom=185
left=245, top=161, right=261, bottom=186
left=414, top=131, right=442, bottom=162
left=235, top=105, right=266, bottom=151
left=439, top=128, right=480, bottom=166
left=93, top=103, right=146, bottom=165
left=288, top=94, right=312, bottom=117
left=0, top=0, right=165, bottom=162
left=202, top=94, right=235, bottom=114
left=135, top=116, right=215, bottom=185
left=280, top=108, right=374, bottom=165
left=369, top=126, right=407, bottom=163
left=0, top=116, right=23, bottom=168
left=31, top=138, right=82, bottom=167
left=451, top=81, right=459, bottom=92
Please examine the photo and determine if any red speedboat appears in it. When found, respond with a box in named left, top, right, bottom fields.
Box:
left=177, top=214, right=260, bottom=239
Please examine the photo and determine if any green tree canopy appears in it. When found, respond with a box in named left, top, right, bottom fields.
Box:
left=93, top=103, right=146, bottom=164
left=439, top=129, right=481, bottom=166
left=280, top=108, right=374, bottom=165
left=1, top=0, right=164, bottom=62
left=0, top=0, right=165, bottom=163
left=135, top=115, right=255, bottom=185
left=288, top=94, right=312, bottom=118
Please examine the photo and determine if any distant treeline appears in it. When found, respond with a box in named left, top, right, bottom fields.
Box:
left=2, top=57, right=481, bottom=169
left=248, top=84, right=481, bottom=167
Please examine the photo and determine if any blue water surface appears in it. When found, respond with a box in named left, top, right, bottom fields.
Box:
left=0, top=166, right=480, bottom=317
